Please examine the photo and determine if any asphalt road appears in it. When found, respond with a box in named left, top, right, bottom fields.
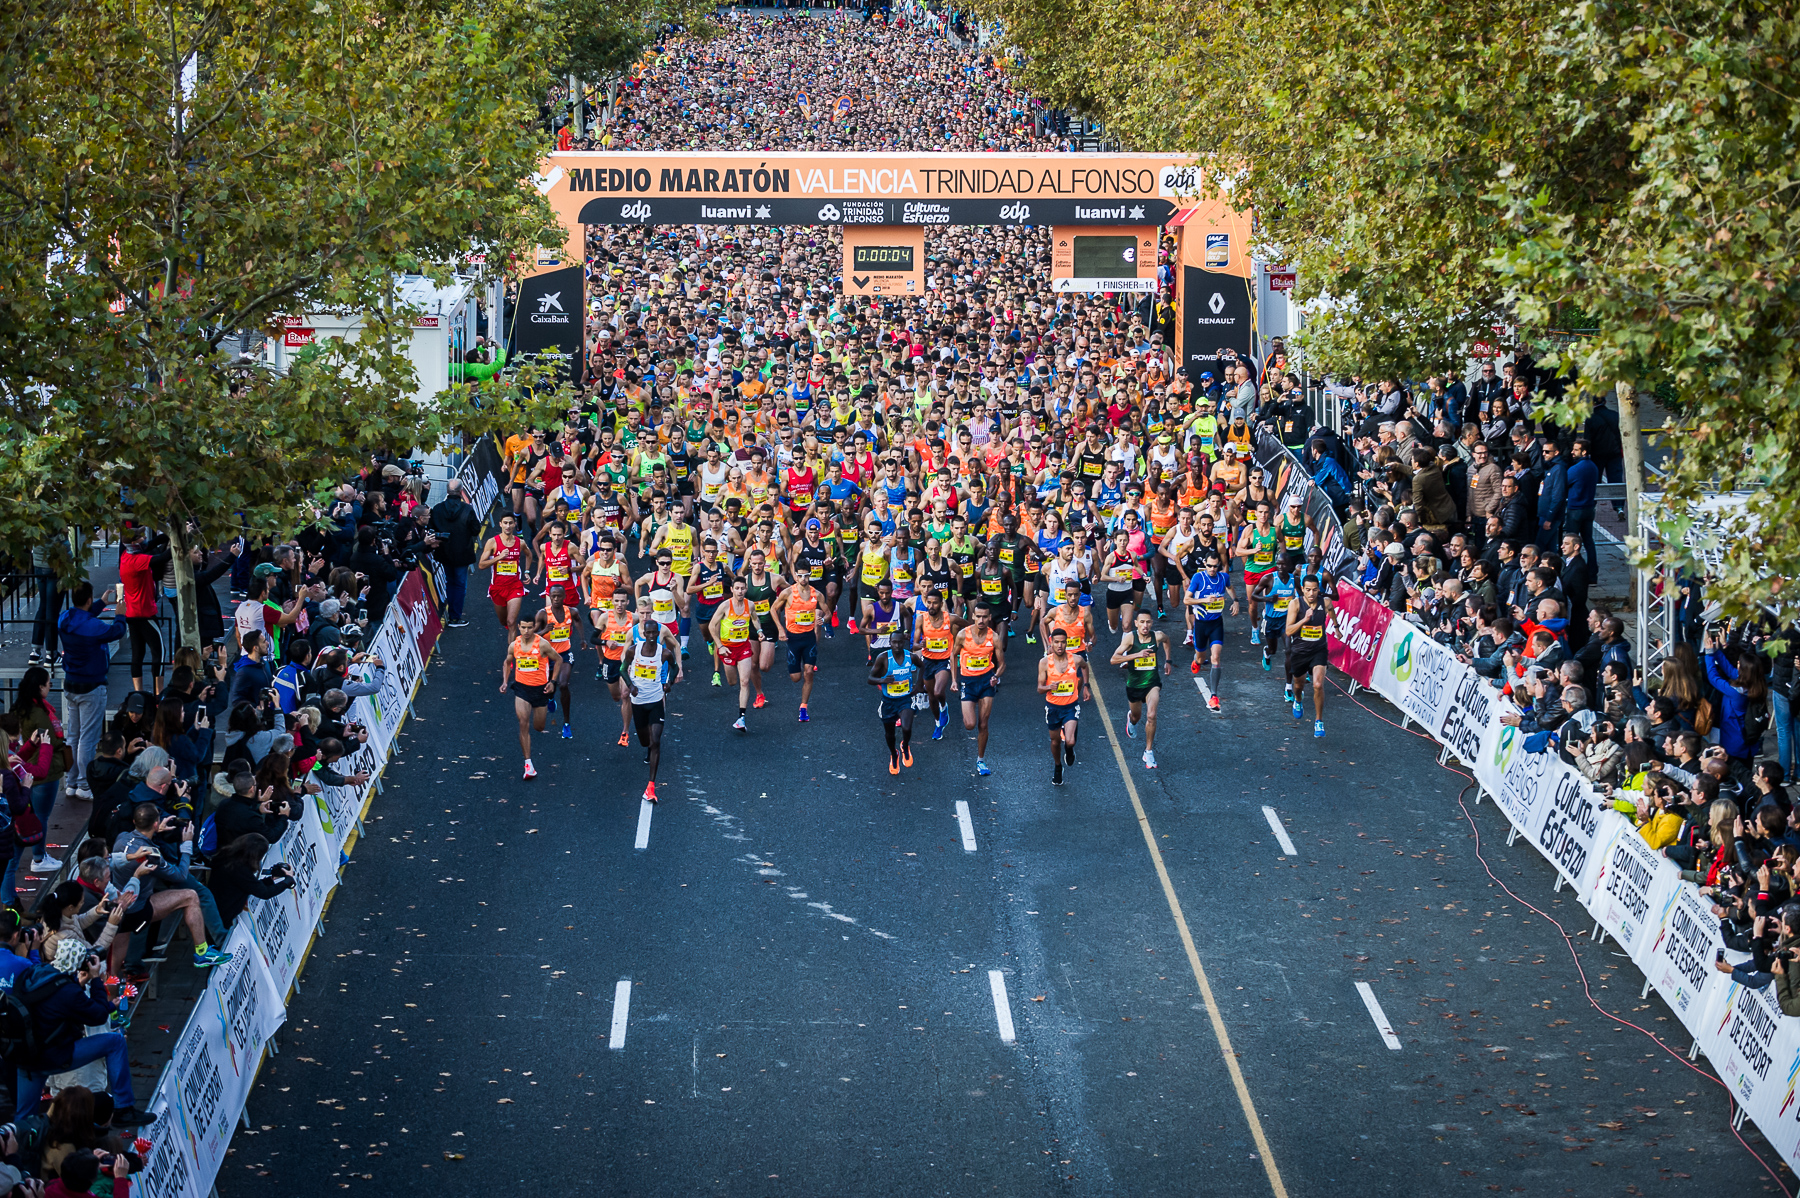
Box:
left=230, top=599, right=1786, bottom=1196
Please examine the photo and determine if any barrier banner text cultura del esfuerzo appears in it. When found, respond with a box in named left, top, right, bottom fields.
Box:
left=134, top=561, right=446, bottom=1198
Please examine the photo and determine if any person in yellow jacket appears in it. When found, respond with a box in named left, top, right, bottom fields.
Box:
left=1632, top=785, right=1686, bottom=850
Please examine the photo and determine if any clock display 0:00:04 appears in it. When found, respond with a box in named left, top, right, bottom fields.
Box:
left=852, top=245, right=915, bottom=270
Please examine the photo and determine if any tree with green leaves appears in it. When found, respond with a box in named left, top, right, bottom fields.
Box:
left=981, top=0, right=1800, bottom=614
left=0, top=0, right=577, bottom=647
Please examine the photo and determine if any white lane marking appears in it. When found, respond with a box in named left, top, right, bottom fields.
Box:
left=989, top=970, right=1017, bottom=1044
left=608, top=979, right=633, bottom=1050
left=1261, top=806, right=1298, bottom=856
left=1354, top=981, right=1403, bottom=1050
left=955, top=800, right=978, bottom=852
left=634, top=800, right=654, bottom=850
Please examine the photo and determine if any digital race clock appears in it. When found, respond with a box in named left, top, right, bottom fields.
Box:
left=852, top=245, right=916, bottom=271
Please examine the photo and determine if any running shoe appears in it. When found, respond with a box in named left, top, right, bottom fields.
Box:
left=1314, top=720, right=1325, bottom=738
left=523, top=760, right=537, bottom=779
left=1052, top=763, right=1064, bottom=786
left=732, top=716, right=747, bottom=731
left=1283, top=685, right=1294, bottom=704
left=1189, top=658, right=1201, bottom=675
left=901, top=743, right=914, bottom=768
left=848, top=617, right=860, bottom=635
left=448, top=619, right=470, bottom=629
left=798, top=705, right=810, bottom=723
left=830, top=611, right=840, bottom=628
left=825, top=622, right=836, bottom=640
left=1125, top=714, right=1137, bottom=739
left=193, top=945, right=233, bottom=969
left=1262, top=653, right=1271, bottom=672
left=1156, top=607, right=1166, bottom=621
left=1291, top=699, right=1304, bottom=720
left=1143, top=750, right=1158, bottom=770
left=1026, top=633, right=1037, bottom=645
left=711, top=670, right=722, bottom=687
left=546, top=696, right=557, bottom=714
left=1249, top=626, right=1260, bottom=646
left=643, top=781, right=658, bottom=803
left=976, top=758, right=991, bottom=777
left=561, top=723, right=572, bottom=740
left=931, top=712, right=946, bottom=740
left=753, top=692, right=767, bottom=710
left=596, top=668, right=605, bottom=681
left=1208, top=694, right=1221, bottom=713
left=29, top=855, right=63, bottom=873
left=618, top=730, right=630, bottom=747
left=889, top=753, right=900, bottom=776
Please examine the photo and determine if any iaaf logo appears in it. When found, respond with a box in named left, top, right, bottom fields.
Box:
left=619, top=201, right=651, bottom=220
left=998, top=202, right=1031, bottom=221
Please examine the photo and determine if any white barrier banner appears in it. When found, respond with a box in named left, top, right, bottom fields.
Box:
left=1745, top=1025, right=1800, bottom=1176
left=1582, top=813, right=1680, bottom=958
left=1369, top=623, right=1464, bottom=732
left=1639, top=880, right=1729, bottom=1038
left=1701, top=975, right=1790, bottom=1113
left=246, top=796, right=337, bottom=996
left=1525, top=757, right=1605, bottom=891
left=144, top=922, right=285, bottom=1197
left=351, top=613, right=420, bottom=760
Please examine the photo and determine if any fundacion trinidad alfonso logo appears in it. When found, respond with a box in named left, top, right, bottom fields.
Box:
left=1493, top=724, right=1518, bottom=773
left=817, top=204, right=841, bottom=222
left=1389, top=630, right=1415, bottom=682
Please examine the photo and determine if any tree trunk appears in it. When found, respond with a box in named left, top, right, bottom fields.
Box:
left=570, top=75, right=584, bottom=137
left=168, top=522, right=203, bottom=653
left=1617, top=379, right=1642, bottom=538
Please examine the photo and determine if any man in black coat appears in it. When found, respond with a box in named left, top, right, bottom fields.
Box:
left=429, top=478, right=482, bottom=628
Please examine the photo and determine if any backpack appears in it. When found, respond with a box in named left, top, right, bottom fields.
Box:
left=0, top=969, right=65, bottom=1069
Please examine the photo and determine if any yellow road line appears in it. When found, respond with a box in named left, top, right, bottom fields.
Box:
left=1086, top=687, right=1290, bottom=1198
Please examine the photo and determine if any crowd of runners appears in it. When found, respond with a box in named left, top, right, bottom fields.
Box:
left=481, top=9, right=1339, bottom=801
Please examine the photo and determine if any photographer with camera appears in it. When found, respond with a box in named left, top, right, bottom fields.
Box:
left=210, top=773, right=298, bottom=852
left=11, top=937, right=152, bottom=1125
left=205, top=833, right=295, bottom=929
left=349, top=525, right=403, bottom=626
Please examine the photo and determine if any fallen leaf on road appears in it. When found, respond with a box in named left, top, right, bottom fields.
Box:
left=1032, top=996, right=1046, bottom=1002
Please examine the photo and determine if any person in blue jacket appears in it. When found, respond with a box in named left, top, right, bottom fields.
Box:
left=1706, top=633, right=1772, bottom=769
left=55, top=581, right=126, bottom=801
left=1564, top=438, right=1601, bottom=582
left=1535, top=438, right=1569, bottom=551
left=14, top=936, right=153, bottom=1125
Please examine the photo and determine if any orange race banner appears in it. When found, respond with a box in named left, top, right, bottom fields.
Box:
left=537, top=152, right=1206, bottom=260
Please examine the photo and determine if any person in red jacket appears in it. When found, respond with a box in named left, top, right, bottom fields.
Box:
left=116, top=530, right=170, bottom=693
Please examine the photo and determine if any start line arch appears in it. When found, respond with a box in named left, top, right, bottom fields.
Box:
left=514, top=151, right=1255, bottom=384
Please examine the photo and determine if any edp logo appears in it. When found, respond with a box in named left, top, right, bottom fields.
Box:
left=619, top=201, right=652, bottom=220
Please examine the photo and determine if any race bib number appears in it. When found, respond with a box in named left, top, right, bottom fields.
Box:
left=1301, top=626, right=1324, bottom=641
left=497, top=560, right=518, bottom=576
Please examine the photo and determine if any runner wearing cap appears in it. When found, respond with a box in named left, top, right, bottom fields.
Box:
left=1277, top=494, right=1313, bottom=562
left=500, top=616, right=561, bottom=780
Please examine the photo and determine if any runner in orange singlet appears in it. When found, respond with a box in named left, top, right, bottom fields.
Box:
left=771, top=575, right=822, bottom=720
left=501, top=618, right=562, bottom=779
left=911, top=586, right=962, bottom=740
left=1037, top=626, right=1091, bottom=786
left=595, top=590, right=636, bottom=747
left=537, top=586, right=577, bottom=741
